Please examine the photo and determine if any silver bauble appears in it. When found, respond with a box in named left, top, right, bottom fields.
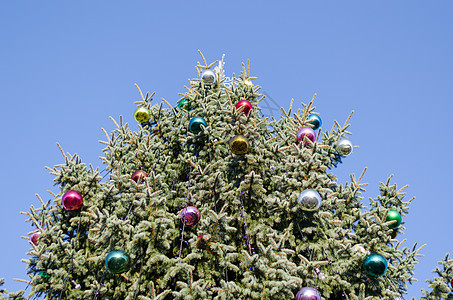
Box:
left=352, top=244, right=367, bottom=254
left=337, top=139, right=353, bottom=156
left=295, top=287, right=322, bottom=300
left=201, top=70, right=216, bottom=85
left=298, top=189, right=321, bottom=211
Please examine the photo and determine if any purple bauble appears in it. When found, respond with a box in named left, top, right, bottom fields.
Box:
left=30, top=231, right=41, bottom=246
left=295, top=287, right=321, bottom=300
left=180, top=206, right=201, bottom=226
left=62, top=190, right=83, bottom=211
left=297, top=127, right=316, bottom=145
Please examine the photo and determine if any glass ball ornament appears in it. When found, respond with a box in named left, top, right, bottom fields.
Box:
left=297, top=127, right=316, bottom=145
left=38, top=271, right=50, bottom=281
left=337, top=139, right=353, bottom=156
left=385, top=209, right=402, bottom=229
left=308, top=114, right=322, bottom=130
left=352, top=244, right=367, bottom=254
left=134, top=107, right=151, bottom=124
left=242, top=79, right=253, bottom=88
left=180, top=206, right=201, bottom=226
left=201, top=70, right=216, bottom=85
left=177, top=99, right=190, bottom=111
left=235, top=100, right=253, bottom=116
left=30, top=231, right=41, bottom=246
left=131, top=170, right=149, bottom=183
left=450, top=277, right=453, bottom=289
left=295, top=287, right=321, bottom=300
left=363, top=253, right=388, bottom=277
left=298, top=189, right=322, bottom=211
left=188, top=116, right=207, bottom=134
left=106, top=250, right=130, bottom=274
left=229, top=135, right=250, bottom=155
left=62, top=190, right=83, bottom=211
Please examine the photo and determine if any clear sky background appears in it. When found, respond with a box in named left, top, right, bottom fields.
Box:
left=0, top=1, right=452, bottom=298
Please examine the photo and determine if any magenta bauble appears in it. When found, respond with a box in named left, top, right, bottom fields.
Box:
left=62, top=190, right=83, bottom=211
left=235, top=100, right=253, bottom=116
left=180, top=206, right=201, bottom=226
left=30, top=231, right=41, bottom=246
left=297, top=127, right=316, bottom=145
left=295, top=287, right=321, bottom=300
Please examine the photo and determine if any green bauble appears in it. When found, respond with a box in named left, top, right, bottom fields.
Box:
left=385, top=209, right=402, bottom=229
left=177, top=99, right=190, bottom=111
left=134, top=107, right=151, bottom=124
left=38, top=271, right=50, bottom=281
left=106, top=250, right=130, bottom=274
left=363, top=253, right=388, bottom=277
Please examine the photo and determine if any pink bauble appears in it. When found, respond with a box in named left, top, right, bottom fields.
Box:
left=295, top=287, right=321, bottom=300
left=30, top=231, right=41, bottom=246
left=235, top=100, right=253, bottom=116
left=62, top=190, right=83, bottom=211
left=297, top=127, right=316, bottom=145
left=180, top=206, right=201, bottom=227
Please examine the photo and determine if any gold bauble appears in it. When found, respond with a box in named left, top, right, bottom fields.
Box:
left=243, top=79, right=253, bottom=88
left=134, top=107, right=151, bottom=123
left=229, top=135, right=249, bottom=155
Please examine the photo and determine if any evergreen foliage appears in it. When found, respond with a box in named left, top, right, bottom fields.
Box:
left=3, top=53, right=450, bottom=299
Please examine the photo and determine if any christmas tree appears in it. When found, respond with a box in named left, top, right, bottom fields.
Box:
left=4, top=53, right=449, bottom=299
left=421, top=254, right=453, bottom=299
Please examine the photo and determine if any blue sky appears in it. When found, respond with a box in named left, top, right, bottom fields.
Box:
left=1, top=1, right=452, bottom=298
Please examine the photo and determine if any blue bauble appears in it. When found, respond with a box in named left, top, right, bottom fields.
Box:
left=308, top=114, right=322, bottom=131
left=363, top=253, right=388, bottom=277
left=106, top=250, right=130, bottom=274
left=188, top=116, right=207, bottom=134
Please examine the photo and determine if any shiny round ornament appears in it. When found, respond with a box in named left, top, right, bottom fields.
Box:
left=337, top=139, right=353, bottom=156
left=243, top=79, right=253, bottom=88
left=307, top=114, right=322, bottom=130
left=180, top=206, right=201, bottom=227
left=106, top=250, right=130, bottom=274
left=131, top=170, right=149, bottom=183
left=229, top=135, right=250, bottom=155
left=201, top=70, right=216, bottom=85
left=62, top=190, right=83, bottom=211
left=235, top=100, right=253, bottom=116
left=363, top=253, right=388, bottom=277
left=298, top=189, right=322, bottom=211
left=177, top=99, right=191, bottom=111
left=30, top=231, right=41, bottom=246
left=188, top=116, right=207, bottom=134
left=38, top=271, right=50, bottom=280
left=451, top=277, right=453, bottom=288
left=134, top=107, right=151, bottom=124
left=385, top=209, right=402, bottom=229
left=297, top=127, right=316, bottom=145
left=352, top=244, right=367, bottom=254
left=295, top=287, right=322, bottom=300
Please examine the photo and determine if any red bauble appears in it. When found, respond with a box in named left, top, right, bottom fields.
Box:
left=62, top=190, right=83, bottom=211
left=451, top=277, right=453, bottom=289
left=30, top=231, right=41, bottom=246
left=235, top=100, right=253, bottom=116
left=131, top=170, right=149, bottom=183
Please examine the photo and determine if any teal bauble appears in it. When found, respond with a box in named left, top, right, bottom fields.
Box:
left=106, top=250, right=130, bottom=274
left=188, top=116, right=207, bottom=134
left=385, top=209, right=402, bottom=229
left=363, top=253, right=388, bottom=277
left=308, top=114, right=322, bottom=130
left=177, top=99, right=190, bottom=111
